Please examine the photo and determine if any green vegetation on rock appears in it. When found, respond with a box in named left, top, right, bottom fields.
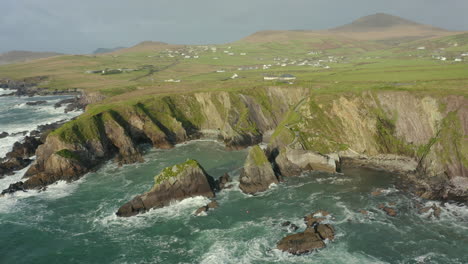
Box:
left=153, top=159, right=201, bottom=186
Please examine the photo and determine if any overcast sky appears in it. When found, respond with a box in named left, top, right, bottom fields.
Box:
left=1, top=0, right=467, bottom=54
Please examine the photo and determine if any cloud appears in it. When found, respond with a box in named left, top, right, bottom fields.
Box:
left=0, top=0, right=467, bottom=54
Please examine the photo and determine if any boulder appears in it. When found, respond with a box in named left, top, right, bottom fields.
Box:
left=275, top=146, right=339, bottom=177
left=277, top=231, right=326, bottom=255
left=117, top=160, right=216, bottom=217
left=239, top=145, right=278, bottom=194
left=277, top=211, right=335, bottom=255
left=0, top=132, right=8, bottom=139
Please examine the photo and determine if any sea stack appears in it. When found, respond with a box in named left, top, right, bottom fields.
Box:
left=239, top=145, right=278, bottom=194
left=116, top=159, right=216, bottom=217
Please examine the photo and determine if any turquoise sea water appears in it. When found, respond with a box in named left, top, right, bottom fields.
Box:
left=0, top=141, right=467, bottom=264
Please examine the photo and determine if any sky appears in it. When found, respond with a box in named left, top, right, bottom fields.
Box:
left=1, top=0, right=467, bottom=54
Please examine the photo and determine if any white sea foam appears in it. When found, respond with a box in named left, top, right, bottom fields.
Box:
left=95, top=196, right=212, bottom=229
left=0, top=88, right=13, bottom=95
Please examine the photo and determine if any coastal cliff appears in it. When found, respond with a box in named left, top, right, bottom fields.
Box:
left=9, top=87, right=307, bottom=191
left=270, top=91, right=467, bottom=201
left=3, top=87, right=467, bottom=202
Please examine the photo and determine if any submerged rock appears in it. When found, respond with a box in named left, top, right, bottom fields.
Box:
left=239, top=145, right=278, bottom=194
left=379, top=204, right=397, bottom=217
left=116, top=160, right=216, bottom=217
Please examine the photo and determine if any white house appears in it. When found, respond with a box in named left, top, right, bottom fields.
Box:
left=264, top=75, right=279, bottom=81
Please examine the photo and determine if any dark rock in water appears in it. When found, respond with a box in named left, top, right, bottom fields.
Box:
left=117, top=160, right=216, bottom=217
left=216, top=173, right=231, bottom=190
left=6, top=136, right=41, bottom=159
left=380, top=205, right=397, bottom=217
left=54, top=97, right=86, bottom=113
left=304, top=210, right=329, bottom=228
left=277, top=231, right=326, bottom=255
left=11, top=131, right=28, bottom=137
left=315, top=224, right=335, bottom=240
left=1, top=181, right=25, bottom=195
left=371, top=188, right=384, bottom=196
left=290, top=224, right=299, bottom=232
left=418, top=206, right=432, bottom=214
left=277, top=211, right=335, bottom=255
left=0, top=132, right=8, bottom=139
left=431, top=204, right=442, bottom=219
left=26, top=100, right=47, bottom=106
left=359, top=209, right=369, bottom=215
left=239, top=145, right=278, bottom=194
left=194, top=200, right=219, bottom=216
left=281, top=221, right=299, bottom=232
left=0, top=157, right=32, bottom=177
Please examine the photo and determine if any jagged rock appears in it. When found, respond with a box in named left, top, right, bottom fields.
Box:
left=1, top=181, right=25, bottom=195
left=117, top=160, right=216, bottom=217
left=432, top=204, right=442, bottom=219
left=26, top=100, right=47, bottom=106
left=0, top=157, right=32, bottom=176
left=6, top=136, right=41, bottom=159
left=281, top=221, right=292, bottom=227
left=290, top=224, right=299, bottom=232
left=0, top=132, right=8, bottom=139
left=275, top=146, right=340, bottom=177
left=277, top=210, right=335, bottom=255
left=216, top=173, right=231, bottom=190
left=239, top=145, right=278, bottom=194
left=194, top=200, right=219, bottom=216
left=277, top=231, right=325, bottom=255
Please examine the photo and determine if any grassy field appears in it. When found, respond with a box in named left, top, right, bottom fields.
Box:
left=0, top=31, right=467, bottom=105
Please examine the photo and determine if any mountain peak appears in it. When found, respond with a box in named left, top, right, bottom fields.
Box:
left=332, top=13, right=445, bottom=32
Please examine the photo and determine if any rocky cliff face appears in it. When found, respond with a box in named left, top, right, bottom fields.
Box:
left=7, top=87, right=307, bottom=192
left=116, top=160, right=216, bottom=217
left=270, top=91, right=467, bottom=201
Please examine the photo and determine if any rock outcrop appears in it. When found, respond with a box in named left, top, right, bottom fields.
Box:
left=274, top=146, right=340, bottom=176
left=116, top=160, right=216, bottom=217
left=239, top=145, right=278, bottom=194
left=277, top=210, right=335, bottom=255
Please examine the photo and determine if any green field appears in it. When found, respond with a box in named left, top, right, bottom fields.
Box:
left=0, top=31, right=467, bottom=106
